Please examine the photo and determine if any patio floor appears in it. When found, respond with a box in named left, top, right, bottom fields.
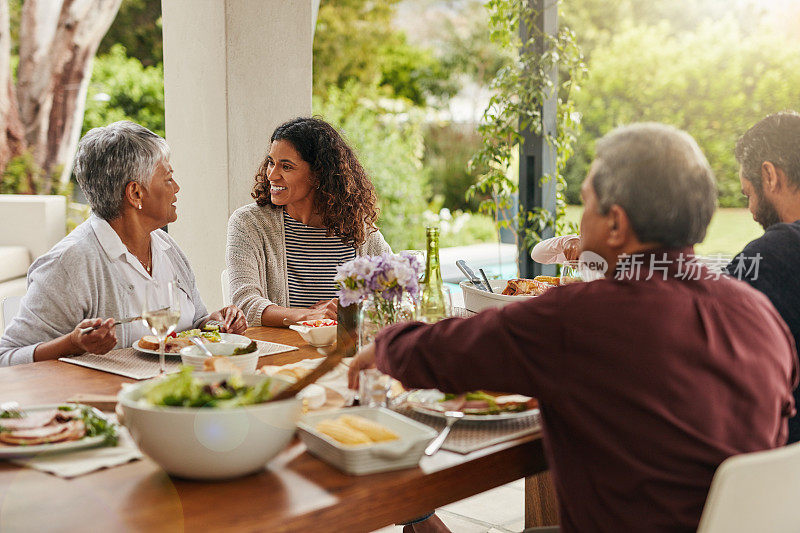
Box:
left=372, top=478, right=526, bottom=532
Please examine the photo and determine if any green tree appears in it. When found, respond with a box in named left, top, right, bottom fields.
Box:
left=567, top=18, right=800, bottom=206
left=83, top=44, right=165, bottom=137
left=563, top=0, right=766, bottom=55
left=313, top=84, right=430, bottom=250
left=97, top=0, right=162, bottom=66
left=423, top=123, right=487, bottom=212
left=314, top=0, right=456, bottom=107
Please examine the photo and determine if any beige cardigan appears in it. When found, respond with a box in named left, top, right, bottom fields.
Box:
left=226, top=203, right=392, bottom=325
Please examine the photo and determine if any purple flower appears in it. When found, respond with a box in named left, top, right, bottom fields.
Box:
left=335, top=253, right=421, bottom=306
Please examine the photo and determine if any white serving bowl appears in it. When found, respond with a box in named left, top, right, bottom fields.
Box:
left=297, top=407, right=437, bottom=475
left=179, top=342, right=259, bottom=373
left=118, top=372, right=300, bottom=480
left=460, top=279, right=537, bottom=313
left=289, top=323, right=337, bottom=347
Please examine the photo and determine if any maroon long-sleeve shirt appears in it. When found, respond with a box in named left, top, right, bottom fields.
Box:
left=376, top=248, right=797, bottom=532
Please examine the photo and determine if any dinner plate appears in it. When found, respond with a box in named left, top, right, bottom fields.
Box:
left=0, top=404, right=109, bottom=459
left=132, top=333, right=251, bottom=356
left=404, top=389, right=539, bottom=422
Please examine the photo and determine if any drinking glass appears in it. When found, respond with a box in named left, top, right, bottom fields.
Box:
left=143, top=280, right=181, bottom=375
left=358, top=368, right=393, bottom=408
left=559, top=261, right=582, bottom=285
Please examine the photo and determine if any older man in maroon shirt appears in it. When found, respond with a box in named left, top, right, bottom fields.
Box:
left=350, top=123, right=797, bottom=532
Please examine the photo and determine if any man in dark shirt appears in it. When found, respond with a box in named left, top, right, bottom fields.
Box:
left=349, top=124, right=797, bottom=532
left=725, top=111, right=800, bottom=443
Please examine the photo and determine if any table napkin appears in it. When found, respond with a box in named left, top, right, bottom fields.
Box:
left=10, top=426, right=143, bottom=478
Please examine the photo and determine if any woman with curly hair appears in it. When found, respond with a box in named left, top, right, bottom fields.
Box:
left=226, top=117, right=391, bottom=326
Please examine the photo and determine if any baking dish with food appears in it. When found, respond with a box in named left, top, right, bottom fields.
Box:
left=460, top=279, right=535, bottom=312
left=297, top=407, right=437, bottom=475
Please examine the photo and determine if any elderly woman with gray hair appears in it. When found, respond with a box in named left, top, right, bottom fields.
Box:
left=0, top=121, right=246, bottom=366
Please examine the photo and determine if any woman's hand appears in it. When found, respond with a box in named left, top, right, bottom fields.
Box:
left=207, top=306, right=247, bottom=334
left=309, top=299, right=337, bottom=320
left=260, top=300, right=338, bottom=327
left=291, top=299, right=338, bottom=323
left=70, top=318, right=117, bottom=355
left=563, top=237, right=582, bottom=262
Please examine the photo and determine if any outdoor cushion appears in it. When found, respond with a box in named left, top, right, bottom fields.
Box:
left=0, top=246, right=30, bottom=283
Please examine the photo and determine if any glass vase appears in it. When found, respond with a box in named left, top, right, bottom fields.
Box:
left=358, top=293, right=416, bottom=351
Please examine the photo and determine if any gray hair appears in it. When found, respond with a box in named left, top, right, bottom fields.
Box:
left=592, top=123, right=717, bottom=248
left=73, top=121, right=170, bottom=220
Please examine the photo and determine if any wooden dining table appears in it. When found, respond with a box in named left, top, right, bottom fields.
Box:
left=0, top=326, right=552, bottom=532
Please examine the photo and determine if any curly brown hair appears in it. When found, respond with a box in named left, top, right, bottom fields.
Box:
left=251, top=117, right=379, bottom=247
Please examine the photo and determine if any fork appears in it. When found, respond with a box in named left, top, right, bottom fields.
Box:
left=78, top=306, right=170, bottom=334
left=424, top=410, right=464, bottom=456
left=189, top=336, right=214, bottom=357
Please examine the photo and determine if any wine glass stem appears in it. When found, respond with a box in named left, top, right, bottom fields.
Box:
left=158, top=336, right=166, bottom=375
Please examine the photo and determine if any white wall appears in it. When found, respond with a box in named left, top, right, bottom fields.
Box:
left=162, top=0, right=313, bottom=310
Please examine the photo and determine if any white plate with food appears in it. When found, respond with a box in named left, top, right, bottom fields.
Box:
left=0, top=404, right=115, bottom=458
left=404, top=389, right=539, bottom=422
left=133, top=332, right=251, bottom=356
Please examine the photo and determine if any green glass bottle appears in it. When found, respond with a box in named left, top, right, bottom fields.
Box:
left=419, top=226, right=448, bottom=322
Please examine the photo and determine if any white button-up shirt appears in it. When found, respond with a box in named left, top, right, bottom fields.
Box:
left=90, top=215, right=197, bottom=339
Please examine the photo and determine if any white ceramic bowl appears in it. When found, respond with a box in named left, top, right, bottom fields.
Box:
left=118, top=372, right=301, bottom=480
left=297, top=407, right=437, bottom=475
left=460, top=280, right=537, bottom=313
left=289, top=323, right=337, bottom=347
left=179, top=343, right=259, bottom=373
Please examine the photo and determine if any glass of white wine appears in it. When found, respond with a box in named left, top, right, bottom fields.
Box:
left=143, top=280, right=181, bottom=375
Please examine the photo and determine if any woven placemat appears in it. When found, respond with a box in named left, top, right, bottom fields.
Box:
left=59, top=340, right=297, bottom=380
left=392, top=404, right=541, bottom=454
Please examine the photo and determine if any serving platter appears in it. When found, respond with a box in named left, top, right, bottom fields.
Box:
left=404, top=389, right=539, bottom=422
left=0, top=404, right=109, bottom=459
left=133, top=333, right=251, bottom=356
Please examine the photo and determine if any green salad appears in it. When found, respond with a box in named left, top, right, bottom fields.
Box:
left=177, top=326, right=221, bottom=343
left=62, top=405, right=118, bottom=446
left=141, top=367, right=273, bottom=408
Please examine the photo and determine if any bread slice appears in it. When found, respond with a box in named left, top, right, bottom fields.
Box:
left=202, top=356, right=241, bottom=374
left=138, top=335, right=161, bottom=351
left=138, top=335, right=194, bottom=353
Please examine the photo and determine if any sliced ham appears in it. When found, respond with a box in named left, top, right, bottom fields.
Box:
left=55, top=409, right=82, bottom=422
left=0, top=422, right=71, bottom=440
left=0, top=410, right=59, bottom=431
left=436, top=395, right=466, bottom=412
left=462, top=400, right=492, bottom=411
left=0, top=420, right=85, bottom=446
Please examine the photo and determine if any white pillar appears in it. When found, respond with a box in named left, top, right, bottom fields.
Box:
left=162, top=0, right=312, bottom=310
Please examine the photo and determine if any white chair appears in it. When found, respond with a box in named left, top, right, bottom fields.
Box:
left=221, top=269, right=231, bottom=306
left=697, top=441, right=800, bottom=532
left=1, top=295, right=22, bottom=334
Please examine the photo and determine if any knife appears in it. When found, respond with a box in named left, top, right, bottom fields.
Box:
left=456, top=260, right=489, bottom=291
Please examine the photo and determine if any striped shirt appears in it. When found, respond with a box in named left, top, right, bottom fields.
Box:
left=283, top=210, right=356, bottom=308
